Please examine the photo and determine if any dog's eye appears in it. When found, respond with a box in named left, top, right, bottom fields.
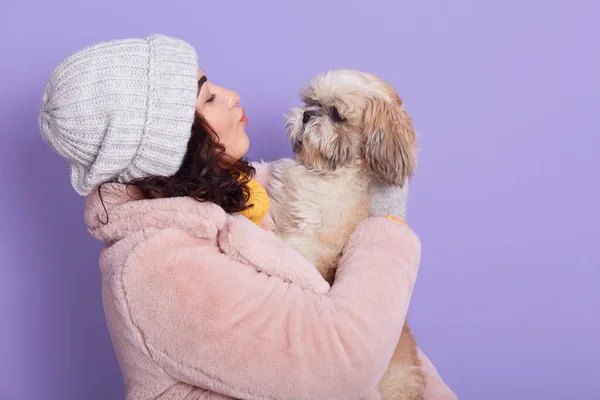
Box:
left=331, top=106, right=345, bottom=122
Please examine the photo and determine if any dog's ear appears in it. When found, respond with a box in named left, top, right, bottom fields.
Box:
left=364, top=93, right=417, bottom=186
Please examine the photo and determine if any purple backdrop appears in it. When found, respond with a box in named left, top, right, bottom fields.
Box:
left=1, top=1, right=598, bottom=399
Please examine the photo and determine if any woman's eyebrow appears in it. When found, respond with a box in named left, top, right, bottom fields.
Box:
left=197, top=75, right=208, bottom=96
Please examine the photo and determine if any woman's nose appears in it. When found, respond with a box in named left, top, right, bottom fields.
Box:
left=228, top=91, right=240, bottom=109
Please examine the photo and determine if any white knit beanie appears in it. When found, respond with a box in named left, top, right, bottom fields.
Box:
left=39, top=34, right=199, bottom=196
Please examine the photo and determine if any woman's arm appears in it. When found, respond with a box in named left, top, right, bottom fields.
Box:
left=252, top=159, right=457, bottom=399
left=122, top=217, right=420, bottom=400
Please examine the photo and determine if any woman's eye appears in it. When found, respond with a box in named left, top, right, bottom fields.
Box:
left=331, top=106, right=345, bottom=122
left=207, top=94, right=216, bottom=103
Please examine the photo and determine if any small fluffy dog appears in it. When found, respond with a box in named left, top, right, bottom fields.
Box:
left=265, top=69, right=424, bottom=400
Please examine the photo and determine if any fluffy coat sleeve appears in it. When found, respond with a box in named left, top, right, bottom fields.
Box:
left=120, top=216, right=421, bottom=400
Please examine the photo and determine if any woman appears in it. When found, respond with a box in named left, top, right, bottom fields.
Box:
left=39, top=34, right=455, bottom=400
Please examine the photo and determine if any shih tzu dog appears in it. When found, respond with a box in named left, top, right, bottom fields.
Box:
left=265, top=68, right=423, bottom=400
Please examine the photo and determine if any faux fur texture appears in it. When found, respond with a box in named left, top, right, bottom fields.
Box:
left=83, top=165, right=456, bottom=400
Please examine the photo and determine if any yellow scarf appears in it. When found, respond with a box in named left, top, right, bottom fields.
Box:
left=239, top=177, right=271, bottom=226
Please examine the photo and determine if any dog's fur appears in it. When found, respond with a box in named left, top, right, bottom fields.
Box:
left=265, top=69, right=424, bottom=400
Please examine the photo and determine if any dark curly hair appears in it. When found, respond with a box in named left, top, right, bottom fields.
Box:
left=98, top=111, right=255, bottom=221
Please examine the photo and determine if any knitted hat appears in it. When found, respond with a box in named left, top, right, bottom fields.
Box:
left=39, top=34, right=199, bottom=196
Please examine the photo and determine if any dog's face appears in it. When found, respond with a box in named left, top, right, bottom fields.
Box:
left=285, top=69, right=417, bottom=186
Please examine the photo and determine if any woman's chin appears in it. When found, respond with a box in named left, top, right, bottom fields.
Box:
left=229, top=138, right=250, bottom=161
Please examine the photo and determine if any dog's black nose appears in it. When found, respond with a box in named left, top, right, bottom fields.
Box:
left=302, top=110, right=317, bottom=125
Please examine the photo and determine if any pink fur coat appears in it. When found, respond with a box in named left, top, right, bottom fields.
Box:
left=83, top=164, right=456, bottom=400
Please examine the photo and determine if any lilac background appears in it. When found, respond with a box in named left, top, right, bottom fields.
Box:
left=1, top=0, right=599, bottom=399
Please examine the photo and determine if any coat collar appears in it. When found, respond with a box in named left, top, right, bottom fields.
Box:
left=84, top=183, right=328, bottom=293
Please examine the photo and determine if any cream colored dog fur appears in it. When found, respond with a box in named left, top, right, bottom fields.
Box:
left=265, top=68, right=424, bottom=400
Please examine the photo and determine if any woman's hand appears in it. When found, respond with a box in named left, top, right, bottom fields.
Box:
left=369, top=181, right=410, bottom=220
